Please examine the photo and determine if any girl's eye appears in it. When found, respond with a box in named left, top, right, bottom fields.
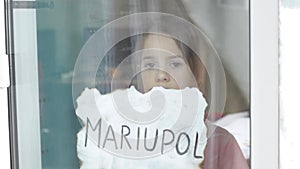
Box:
left=170, top=61, right=183, bottom=68
left=144, top=62, right=156, bottom=68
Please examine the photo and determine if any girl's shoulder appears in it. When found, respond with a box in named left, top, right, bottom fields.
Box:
left=202, top=122, right=249, bottom=169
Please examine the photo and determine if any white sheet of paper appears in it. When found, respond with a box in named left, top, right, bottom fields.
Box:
left=76, top=86, right=208, bottom=169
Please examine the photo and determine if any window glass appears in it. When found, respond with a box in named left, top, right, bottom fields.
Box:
left=10, top=0, right=250, bottom=168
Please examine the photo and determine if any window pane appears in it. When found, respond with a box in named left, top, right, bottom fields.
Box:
left=11, top=0, right=250, bottom=169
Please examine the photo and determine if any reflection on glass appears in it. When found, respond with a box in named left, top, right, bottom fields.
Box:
left=32, top=0, right=250, bottom=169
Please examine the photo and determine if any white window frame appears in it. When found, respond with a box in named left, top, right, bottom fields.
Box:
left=251, top=0, right=279, bottom=168
left=0, top=0, right=12, bottom=169
left=1, top=0, right=42, bottom=169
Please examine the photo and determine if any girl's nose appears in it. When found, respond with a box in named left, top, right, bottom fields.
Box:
left=155, top=70, right=170, bottom=82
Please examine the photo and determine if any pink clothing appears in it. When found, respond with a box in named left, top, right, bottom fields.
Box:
left=201, top=124, right=249, bottom=169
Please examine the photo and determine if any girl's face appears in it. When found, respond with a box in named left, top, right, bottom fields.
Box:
left=139, top=34, right=197, bottom=92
